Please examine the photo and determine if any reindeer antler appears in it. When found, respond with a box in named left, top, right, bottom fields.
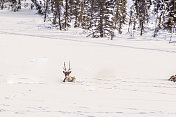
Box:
left=68, top=61, right=72, bottom=71
left=63, top=62, right=67, bottom=71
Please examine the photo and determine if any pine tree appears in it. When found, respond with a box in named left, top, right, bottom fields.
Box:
left=52, top=0, right=64, bottom=30
left=70, top=0, right=81, bottom=28
left=0, top=0, right=4, bottom=10
left=133, top=0, right=151, bottom=36
left=153, top=0, right=167, bottom=37
left=165, top=0, right=176, bottom=32
left=63, top=0, right=71, bottom=30
left=44, top=0, right=50, bottom=22
left=80, top=0, right=94, bottom=30
left=88, top=0, right=114, bottom=39
left=128, top=4, right=137, bottom=37
left=114, top=0, right=127, bottom=34
left=9, top=0, right=21, bottom=12
left=33, top=0, right=44, bottom=14
left=153, top=0, right=175, bottom=37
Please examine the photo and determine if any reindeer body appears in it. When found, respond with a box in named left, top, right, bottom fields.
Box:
left=169, top=75, right=176, bottom=82
left=63, top=62, right=76, bottom=83
left=63, top=74, right=76, bottom=82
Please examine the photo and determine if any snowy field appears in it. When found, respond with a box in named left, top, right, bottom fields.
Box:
left=0, top=8, right=176, bottom=117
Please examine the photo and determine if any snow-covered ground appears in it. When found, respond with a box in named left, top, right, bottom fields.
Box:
left=0, top=7, right=176, bottom=117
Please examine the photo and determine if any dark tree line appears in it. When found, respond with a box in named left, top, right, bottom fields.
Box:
left=39, top=0, right=176, bottom=39
left=153, top=0, right=176, bottom=37
left=130, top=0, right=152, bottom=36
left=128, top=0, right=175, bottom=37
left=34, top=0, right=127, bottom=39
left=0, top=0, right=21, bottom=11
left=0, top=0, right=175, bottom=39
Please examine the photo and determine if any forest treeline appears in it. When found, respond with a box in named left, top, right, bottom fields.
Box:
left=0, top=0, right=176, bottom=39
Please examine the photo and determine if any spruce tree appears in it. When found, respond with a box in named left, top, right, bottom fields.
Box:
left=0, top=0, right=4, bottom=10
left=165, top=0, right=176, bottom=32
left=89, top=0, right=114, bottom=39
left=63, top=0, right=71, bottom=30
left=52, top=0, right=64, bottom=30
left=114, top=0, right=127, bottom=34
left=153, top=0, right=167, bottom=37
left=133, top=0, right=151, bottom=36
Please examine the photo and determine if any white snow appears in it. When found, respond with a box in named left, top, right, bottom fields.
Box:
left=0, top=7, right=176, bottom=117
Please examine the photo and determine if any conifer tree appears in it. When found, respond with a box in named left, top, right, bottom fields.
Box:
left=133, top=0, right=151, bottom=36
left=44, top=0, right=50, bottom=22
left=128, top=4, right=137, bottom=37
left=165, top=0, right=176, bottom=32
left=70, top=0, right=81, bottom=27
left=114, top=0, right=127, bottom=34
left=80, top=0, right=94, bottom=30
left=0, top=0, right=4, bottom=10
left=9, top=0, right=21, bottom=12
left=63, top=0, right=71, bottom=30
left=52, top=0, right=64, bottom=30
left=88, top=0, right=114, bottom=39
left=153, top=0, right=167, bottom=37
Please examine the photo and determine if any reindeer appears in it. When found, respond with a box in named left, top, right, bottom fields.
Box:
left=63, top=62, right=76, bottom=82
left=169, top=75, right=176, bottom=82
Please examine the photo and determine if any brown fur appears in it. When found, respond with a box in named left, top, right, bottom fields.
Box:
left=169, top=75, right=176, bottom=82
left=63, top=71, right=76, bottom=83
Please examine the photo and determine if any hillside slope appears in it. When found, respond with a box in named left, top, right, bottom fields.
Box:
left=0, top=9, right=176, bottom=117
